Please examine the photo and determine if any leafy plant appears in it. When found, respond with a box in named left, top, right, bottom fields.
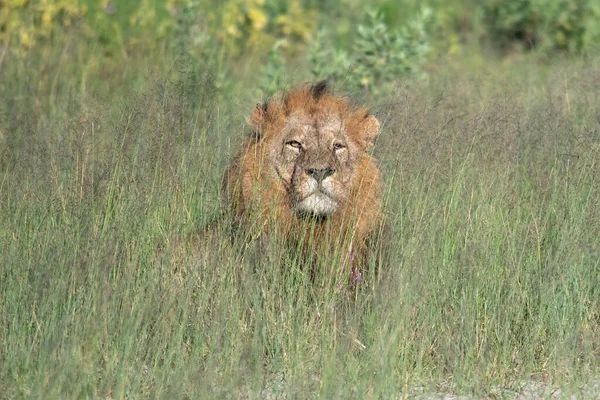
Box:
left=0, top=0, right=87, bottom=51
left=213, top=0, right=315, bottom=55
left=482, top=0, right=600, bottom=53
left=350, top=8, right=432, bottom=93
left=259, top=39, right=287, bottom=97
left=308, top=8, right=433, bottom=94
left=172, top=0, right=207, bottom=54
left=261, top=8, right=433, bottom=97
left=308, top=29, right=351, bottom=86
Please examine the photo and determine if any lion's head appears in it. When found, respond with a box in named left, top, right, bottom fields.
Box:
left=225, top=81, right=382, bottom=258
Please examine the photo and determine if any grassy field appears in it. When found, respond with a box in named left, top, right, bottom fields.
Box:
left=1, top=26, right=600, bottom=398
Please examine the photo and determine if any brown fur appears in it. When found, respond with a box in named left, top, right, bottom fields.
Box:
left=224, top=82, right=383, bottom=265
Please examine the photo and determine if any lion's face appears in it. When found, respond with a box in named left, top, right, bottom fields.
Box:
left=238, top=81, right=381, bottom=223
left=224, top=81, right=383, bottom=264
left=269, top=112, right=357, bottom=218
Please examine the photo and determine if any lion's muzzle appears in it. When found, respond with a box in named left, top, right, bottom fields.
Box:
left=293, top=173, right=339, bottom=217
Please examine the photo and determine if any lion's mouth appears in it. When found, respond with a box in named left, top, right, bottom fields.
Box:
left=294, top=191, right=338, bottom=218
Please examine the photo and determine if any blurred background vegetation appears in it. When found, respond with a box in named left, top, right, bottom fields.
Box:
left=1, top=0, right=599, bottom=99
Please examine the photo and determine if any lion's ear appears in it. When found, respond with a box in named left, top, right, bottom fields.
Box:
left=246, top=102, right=268, bottom=140
left=359, top=114, right=380, bottom=150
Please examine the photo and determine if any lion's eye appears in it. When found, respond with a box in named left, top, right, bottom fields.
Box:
left=333, top=143, right=345, bottom=151
left=287, top=140, right=303, bottom=150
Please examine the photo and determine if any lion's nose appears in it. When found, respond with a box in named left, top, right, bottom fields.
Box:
left=306, top=167, right=334, bottom=183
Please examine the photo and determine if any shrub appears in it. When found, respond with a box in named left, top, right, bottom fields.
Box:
left=0, top=0, right=87, bottom=51
left=261, top=8, right=433, bottom=97
left=212, top=0, right=315, bottom=54
left=348, top=8, right=432, bottom=93
left=482, top=0, right=600, bottom=54
left=259, top=40, right=287, bottom=97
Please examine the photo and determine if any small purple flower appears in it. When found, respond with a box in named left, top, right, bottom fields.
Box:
left=337, top=283, right=343, bottom=292
left=104, top=2, right=116, bottom=15
left=352, top=268, right=363, bottom=282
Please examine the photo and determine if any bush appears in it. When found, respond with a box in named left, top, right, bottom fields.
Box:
left=482, top=0, right=600, bottom=54
left=212, top=0, right=315, bottom=54
left=261, top=8, right=433, bottom=96
left=259, top=39, right=287, bottom=97
left=0, top=0, right=87, bottom=51
left=348, top=8, right=432, bottom=93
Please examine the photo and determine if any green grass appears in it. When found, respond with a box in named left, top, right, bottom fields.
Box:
left=1, top=33, right=599, bottom=398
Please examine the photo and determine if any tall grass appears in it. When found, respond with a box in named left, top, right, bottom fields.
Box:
left=1, top=37, right=599, bottom=398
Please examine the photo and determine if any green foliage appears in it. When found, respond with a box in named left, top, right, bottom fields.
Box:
left=212, top=0, right=315, bottom=54
left=350, top=8, right=432, bottom=93
left=308, top=29, right=351, bottom=86
left=263, top=8, right=433, bottom=96
left=259, top=40, right=287, bottom=97
left=171, top=1, right=231, bottom=95
left=89, top=0, right=179, bottom=57
left=482, top=0, right=600, bottom=53
left=0, top=0, right=87, bottom=50
left=172, top=0, right=207, bottom=54
left=3, top=0, right=600, bottom=87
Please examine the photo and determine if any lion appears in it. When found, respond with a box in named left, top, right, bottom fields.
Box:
left=223, top=81, right=384, bottom=274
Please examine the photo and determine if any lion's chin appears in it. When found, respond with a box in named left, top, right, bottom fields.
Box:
left=294, top=193, right=338, bottom=218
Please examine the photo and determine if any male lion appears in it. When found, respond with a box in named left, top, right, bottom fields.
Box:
left=224, top=81, right=383, bottom=272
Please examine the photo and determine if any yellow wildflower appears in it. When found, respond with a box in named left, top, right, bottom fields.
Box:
left=20, top=30, right=32, bottom=47
left=248, top=7, right=267, bottom=31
